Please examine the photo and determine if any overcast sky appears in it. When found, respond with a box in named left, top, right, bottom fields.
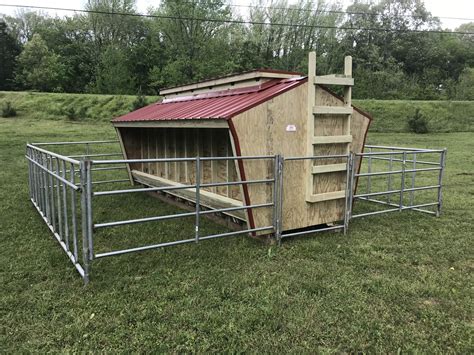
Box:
left=0, top=0, right=472, bottom=30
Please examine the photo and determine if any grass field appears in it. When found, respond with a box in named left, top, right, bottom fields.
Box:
left=1, top=117, right=473, bottom=352
left=1, top=91, right=473, bottom=132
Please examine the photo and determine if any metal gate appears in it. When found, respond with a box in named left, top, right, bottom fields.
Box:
left=25, top=141, right=447, bottom=284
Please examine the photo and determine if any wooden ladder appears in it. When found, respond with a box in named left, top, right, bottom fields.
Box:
left=305, top=51, right=353, bottom=203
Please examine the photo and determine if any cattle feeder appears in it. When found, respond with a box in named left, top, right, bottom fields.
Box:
left=111, top=53, right=372, bottom=235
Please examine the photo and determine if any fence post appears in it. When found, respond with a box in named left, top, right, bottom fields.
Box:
left=80, top=160, right=91, bottom=284
left=387, top=150, right=393, bottom=203
left=367, top=147, right=372, bottom=196
left=410, top=153, right=417, bottom=206
left=195, top=156, right=201, bottom=243
left=399, top=151, right=407, bottom=211
left=436, top=149, right=447, bottom=217
left=344, top=153, right=353, bottom=235
left=274, top=155, right=283, bottom=245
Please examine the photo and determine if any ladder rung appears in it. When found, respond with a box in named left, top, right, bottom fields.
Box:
left=306, top=190, right=346, bottom=203
left=314, top=75, right=354, bottom=86
left=313, top=106, right=353, bottom=115
left=312, top=135, right=352, bottom=144
left=312, top=163, right=347, bottom=174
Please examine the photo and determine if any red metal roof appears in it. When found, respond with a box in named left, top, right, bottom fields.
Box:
left=112, top=77, right=306, bottom=123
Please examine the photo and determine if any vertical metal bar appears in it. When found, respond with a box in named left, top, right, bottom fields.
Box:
left=399, top=151, right=407, bottom=211
left=80, top=160, right=90, bottom=284
left=30, top=148, right=36, bottom=203
left=44, top=154, right=52, bottom=224
left=28, top=148, right=35, bottom=202
left=86, top=160, right=94, bottom=260
left=61, top=160, right=70, bottom=250
left=27, top=147, right=33, bottom=199
left=70, top=162, right=78, bottom=261
left=367, top=147, right=372, bottom=195
left=272, top=155, right=279, bottom=240
left=277, top=155, right=284, bottom=245
left=344, top=153, right=353, bottom=235
left=37, top=151, right=45, bottom=213
left=410, top=153, right=417, bottom=206
left=42, top=153, right=49, bottom=224
left=48, top=155, right=56, bottom=231
left=349, top=153, right=357, bottom=219
left=436, top=149, right=447, bottom=217
left=55, top=158, right=63, bottom=239
left=195, top=157, right=201, bottom=243
left=387, top=150, right=393, bottom=203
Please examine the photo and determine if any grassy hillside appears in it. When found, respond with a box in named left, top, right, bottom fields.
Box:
left=1, top=117, right=472, bottom=351
left=0, top=91, right=472, bottom=132
left=0, top=91, right=159, bottom=121
left=354, top=99, right=474, bottom=132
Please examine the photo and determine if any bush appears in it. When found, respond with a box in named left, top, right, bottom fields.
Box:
left=132, top=93, right=147, bottom=110
left=66, top=106, right=77, bottom=120
left=408, top=108, right=429, bottom=134
left=1, top=101, right=17, bottom=117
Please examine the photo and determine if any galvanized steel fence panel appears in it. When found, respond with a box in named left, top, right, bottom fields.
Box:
left=26, top=141, right=447, bottom=284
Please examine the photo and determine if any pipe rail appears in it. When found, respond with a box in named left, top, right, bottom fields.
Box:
left=26, top=141, right=447, bottom=284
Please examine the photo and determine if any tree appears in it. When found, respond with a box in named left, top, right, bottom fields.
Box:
left=454, top=67, right=474, bottom=100
left=92, top=45, right=136, bottom=94
left=0, top=20, right=21, bottom=90
left=152, top=0, right=238, bottom=87
left=15, top=33, right=66, bottom=91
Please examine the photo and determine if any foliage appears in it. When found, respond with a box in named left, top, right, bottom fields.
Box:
left=1, top=91, right=472, bottom=132
left=15, top=33, right=66, bottom=92
left=453, top=67, right=474, bottom=100
left=132, top=92, right=147, bottom=110
left=92, top=46, right=136, bottom=94
left=0, top=117, right=472, bottom=352
left=354, top=99, right=474, bottom=132
left=407, top=108, right=429, bottom=133
left=0, top=0, right=473, bottom=98
left=1, top=101, right=16, bottom=117
left=0, top=20, right=21, bottom=90
left=0, top=91, right=159, bottom=121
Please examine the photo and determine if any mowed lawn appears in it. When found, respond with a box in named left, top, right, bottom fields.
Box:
left=0, top=117, right=472, bottom=352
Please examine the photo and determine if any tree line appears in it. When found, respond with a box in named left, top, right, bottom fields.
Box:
left=0, top=0, right=473, bottom=100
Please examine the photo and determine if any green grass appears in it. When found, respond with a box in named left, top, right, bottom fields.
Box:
left=354, top=99, right=474, bottom=132
left=0, top=91, right=159, bottom=122
left=1, top=91, right=473, bottom=132
left=1, top=117, right=473, bottom=352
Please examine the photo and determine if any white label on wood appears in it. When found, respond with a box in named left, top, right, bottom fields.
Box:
left=286, top=124, right=297, bottom=132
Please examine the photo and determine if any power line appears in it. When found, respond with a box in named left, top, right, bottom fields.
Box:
left=0, top=3, right=473, bottom=35
left=223, top=1, right=474, bottom=22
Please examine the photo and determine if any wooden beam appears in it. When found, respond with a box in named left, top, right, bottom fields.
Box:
left=314, top=76, right=354, bottom=86
left=306, top=190, right=346, bottom=203
left=132, top=170, right=246, bottom=221
left=114, top=127, right=134, bottom=185
left=313, top=106, right=353, bottom=115
left=344, top=56, right=353, bottom=138
left=312, top=163, right=347, bottom=174
left=160, top=70, right=301, bottom=96
left=305, top=51, right=317, bottom=200
left=312, top=135, right=352, bottom=144
left=113, top=120, right=228, bottom=129
left=210, top=131, right=218, bottom=193
left=184, top=129, right=189, bottom=183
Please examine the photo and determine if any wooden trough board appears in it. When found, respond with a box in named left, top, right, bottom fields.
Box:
left=132, top=170, right=247, bottom=221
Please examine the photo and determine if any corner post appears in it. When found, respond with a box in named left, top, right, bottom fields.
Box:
left=80, top=160, right=92, bottom=284
left=436, top=149, right=447, bottom=217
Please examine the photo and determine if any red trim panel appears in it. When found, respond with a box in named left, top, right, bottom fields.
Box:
left=227, top=118, right=256, bottom=233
